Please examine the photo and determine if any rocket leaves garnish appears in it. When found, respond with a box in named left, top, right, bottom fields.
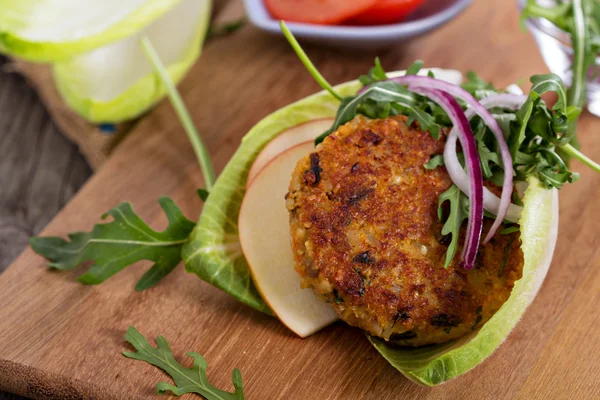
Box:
left=124, top=327, right=245, bottom=399
left=315, top=81, right=442, bottom=144
left=438, top=185, right=470, bottom=268
left=30, top=197, right=196, bottom=291
left=461, top=71, right=497, bottom=97
left=424, top=154, right=445, bottom=170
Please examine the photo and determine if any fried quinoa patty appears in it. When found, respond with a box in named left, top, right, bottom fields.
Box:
left=286, top=115, right=524, bottom=346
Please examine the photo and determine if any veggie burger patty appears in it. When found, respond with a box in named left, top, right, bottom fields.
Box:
left=286, top=115, right=524, bottom=346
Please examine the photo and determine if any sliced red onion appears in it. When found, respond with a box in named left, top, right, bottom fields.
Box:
left=445, top=94, right=528, bottom=223
left=362, top=75, right=514, bottom=243
left=414, top=87, right=483, bottom=270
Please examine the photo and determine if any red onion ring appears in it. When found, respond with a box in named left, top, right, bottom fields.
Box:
left=413, top=87, right=483, bottom=270
left=445, top=94, right=528, bottom=223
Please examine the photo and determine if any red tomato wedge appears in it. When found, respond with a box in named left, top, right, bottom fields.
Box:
left=264, top=0, right=378, bottom=25
left=349, top=0, right=427, bottom=25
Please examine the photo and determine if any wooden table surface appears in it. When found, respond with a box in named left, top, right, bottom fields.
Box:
left=1, top=1, right=600, bottom=399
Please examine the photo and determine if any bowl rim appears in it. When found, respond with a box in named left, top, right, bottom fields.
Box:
left=242, top=0, right=473, bottom=39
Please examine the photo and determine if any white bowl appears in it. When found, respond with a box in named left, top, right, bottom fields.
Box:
left=242, top=0, right=473, bottom=49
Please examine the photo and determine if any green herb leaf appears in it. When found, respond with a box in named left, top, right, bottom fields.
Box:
left=406, top=59, right=424, bottom=76
left=123, top=327, right=244, bottom=399
left=208, top=18, right=246, bottom=38
left=461, top=71, right=496, bottom=98
left=530, top=73, right=568, bottom=112
left=30, top=197, right=195, bottom=290
left=498, top=236, right=516, bottom=278
left=424, top=154, right=445, bottom=170
left=471, top=306, right=483, bottom=330
left=197, top=188, right=210, bottom=202
left=359, top=56, right=388, bottom=85
left=501, top=226, right=520, bottom=235
left=316, top=81, right=441, bottom=144
left=438, top=185, right=470, bottom=268
left=140, top=36, right=216, bottom=190
left=280, top=21, right=342, bottom=101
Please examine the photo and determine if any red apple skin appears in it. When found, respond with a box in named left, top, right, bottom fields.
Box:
left=246, top=118, right=334, bottom=188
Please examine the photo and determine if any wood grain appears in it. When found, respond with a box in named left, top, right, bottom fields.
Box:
left=1, top=1, right=599, bottom=399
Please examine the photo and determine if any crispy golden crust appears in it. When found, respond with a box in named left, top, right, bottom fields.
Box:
left=286, top=115, right=523, bottom=346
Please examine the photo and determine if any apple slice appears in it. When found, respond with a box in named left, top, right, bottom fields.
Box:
left=246, top=118, right=334, bottom=187
left=239, top=141, right=339, bottom=338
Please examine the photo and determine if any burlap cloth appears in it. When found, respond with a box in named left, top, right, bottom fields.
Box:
left=13, top=59, right=135, bottom=170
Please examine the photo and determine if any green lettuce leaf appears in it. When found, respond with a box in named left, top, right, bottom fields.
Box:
left=52, top=0, right=211, bottom=123
left=0, top=0, right=182, bottom=62
left=182, top=68, right=462, bottom=315
left=370, top=176, right=558, bottom=386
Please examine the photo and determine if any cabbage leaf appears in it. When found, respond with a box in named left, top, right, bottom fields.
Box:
left=52, top=0, right=211, bottom=123
left=0, top=0, right=182, bottom=62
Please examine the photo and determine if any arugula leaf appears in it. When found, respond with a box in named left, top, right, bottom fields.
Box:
left=472, top=120, right=502, bottom=179
left=197, top=188, right=210, bottom=202
left=498, top=236, right=516, bottom=278
left=506, top=73, right=583, bottom=188
left=359, top=56, right=388, bottom=85
left=424, top=154, right=445, bottom=170
left=208, top=18, right=246, bottom=38
left=406, top=59, right=424, bottom=75
left=461, top=71, right=497, bottom=99
left=140, top=36, right=216, bottom=190
left=438, top=185, right=470, bottom=268
left=316, top=81, right=441, bottom=144
left=501, top=226, right=520, bottom=235
left=30, top=197, right=195, bottom=291
left=124, top=327, right=244, bottom=399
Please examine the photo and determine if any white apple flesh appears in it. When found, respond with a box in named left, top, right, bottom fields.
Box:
left=239, top=141, right=339, bottom=338
left=246, top=118, right=334, bottom=188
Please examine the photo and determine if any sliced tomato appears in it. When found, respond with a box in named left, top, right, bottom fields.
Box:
left=264, top=0, right=378, bottom=25
left=349, top=0, right=427, bottom=25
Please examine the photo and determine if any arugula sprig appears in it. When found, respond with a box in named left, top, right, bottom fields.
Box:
left=140, top=36, right=215, bottom=191
left=315, top=79, right=442, bottom=144
left=315, top=58, right=450, bottom=144
left=438, top=185, right=470, bottom=268
left=502, top=73, right=582, bottom=188
left=124, top=327, right=245, bottom=399
left=30, top=198, right=196, bottom=290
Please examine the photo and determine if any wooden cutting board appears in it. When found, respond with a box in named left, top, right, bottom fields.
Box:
left=1, top=1, right=599, bottom=399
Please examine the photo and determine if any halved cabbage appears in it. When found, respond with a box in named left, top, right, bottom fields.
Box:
left=0, top=0, right=182, bottom=62
left=51, top=0, right=211, bottom=123
left=182, top=69, right=559, bottom=385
